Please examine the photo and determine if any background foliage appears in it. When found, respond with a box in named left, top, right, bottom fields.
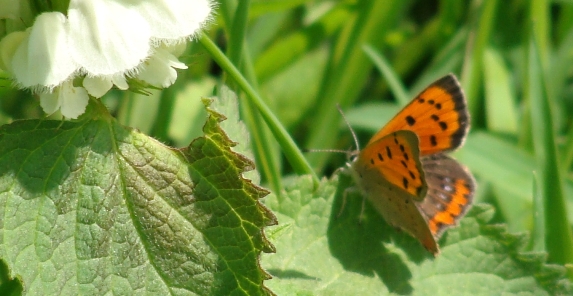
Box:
left=1, top=0, right=573, bottom=294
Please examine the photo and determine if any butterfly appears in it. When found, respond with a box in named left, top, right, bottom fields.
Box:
left=346, top=74, right=475, bottom=255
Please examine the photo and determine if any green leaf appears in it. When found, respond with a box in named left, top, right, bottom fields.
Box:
left=261, top=176, right=571, bottom=295
left=0, top=94, right=276, bottom=295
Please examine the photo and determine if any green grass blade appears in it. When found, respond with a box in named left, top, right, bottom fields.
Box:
left=241, top=50, right=284, bottom=193
left=532, top=172, right=546, bottom=252
left=482, top=46, right=518, bottom=134
left=304, top=0, right=407, bottom=169
left=527, top=30, right=573, bottom=276
left=199, top=33, right=318, bottom=184
left=227, top=0, right=249, bottom=64
left=461, top=0, right=498, bottom=116
left=362, top=44, right=409, bottom=105
left=410, top=26, right=467, bottom=92
left=221, top=1, right=284, bottom=193
left=254, top=4, right=350, bottom=82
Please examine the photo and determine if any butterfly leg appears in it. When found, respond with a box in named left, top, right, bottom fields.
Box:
left=338, top=187, right=359, bottom=218
left=359, top=195, right=367, bottom=224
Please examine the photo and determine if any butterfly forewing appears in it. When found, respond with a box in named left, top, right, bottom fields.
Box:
left=417, top=153, right=475, bottom=238
left=368, top=74, right=469, bottom=155
left=352, top=130, right=427, bottom=201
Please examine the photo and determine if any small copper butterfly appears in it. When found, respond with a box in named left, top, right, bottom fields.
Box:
left=346, top=74, right=475, bottom=255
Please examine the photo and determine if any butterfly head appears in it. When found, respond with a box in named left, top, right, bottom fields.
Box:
left=334, top=103, right=362, bottom=169
left=347, top=149, right=359, bottom=163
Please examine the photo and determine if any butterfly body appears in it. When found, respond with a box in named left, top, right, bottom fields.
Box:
left=347, top=74, right=475, bottom=255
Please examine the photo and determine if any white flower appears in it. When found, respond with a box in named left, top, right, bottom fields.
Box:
left=133, top=0, right=212, bottom=41
left=40, top=81, right=89, bottom=119
left=83, top=75, right=128, bottom=98
left=0, top=0, right=213, bottom=118
left=136, top=44, right=188, bottom=88
left=11, top=12, right=77, bottom=90
left=67, top=0, right=151, bottom=76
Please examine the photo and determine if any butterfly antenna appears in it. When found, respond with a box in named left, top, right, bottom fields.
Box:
left=336, top=104, right=360, bottom=151
left=304, top=148, right=349, bottom=154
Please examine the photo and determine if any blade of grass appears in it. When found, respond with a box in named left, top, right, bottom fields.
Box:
left=254, top=3, right=351, bottom=83
left=531, top=171, right=545, bottom=252
left=556, top=2, right=573, bottom=45
left=410, top=26, right=467, bottom=92
left=227, top=0, right=250, bottom=64
left=461, top=0, right=498, bottom=116
left=362, top=44, right=409, bottom=105
left=390, top=17, right=440, bottom=77
left=199, top=33, right=318, bottom=185
left=530, top=0, right=550, bottom=69
left=304, top=0, right=407, bottom=169
left=221, top=0, right=284, bottom=193
left=241, top=49, right=284, bottom=193
left=527, top=30, right=573, bottom=276
left=250, top=0, right=313, bottom=17
left=482, top=46, right=518, bottom=134
left=563, top=126, right=573, bottom=173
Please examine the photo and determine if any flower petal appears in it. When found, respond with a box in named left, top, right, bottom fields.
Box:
left=39, top=90, right=62, bottom=115
left=111, top=75, right=128, bottom=90
left=133, top=0, right=212, bottom=41
left=83, top=76, right=113, bottom=98
left=40, top=81, right=89, bottom=119
left=11, top=12, right=77, bottom=89
left=137, top=47, right=187, bottom=88
left=60, top=83, right=89, bottom=119
left=67, top=0, right=151, bottom=75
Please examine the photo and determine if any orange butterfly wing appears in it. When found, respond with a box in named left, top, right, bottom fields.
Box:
left=347, top=74, right=474, bottom=255
left=350, top=130, right=439, bottom=254
left=352, top=130, right=427, bottom=200
left=368, top=74, right=469, bottom=155
left=417, top=153, right=475, bottom=239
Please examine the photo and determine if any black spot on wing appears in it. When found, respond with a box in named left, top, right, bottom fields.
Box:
left=430, top=135, right=437, bottom=146
left=406, top=116, right=416, bottom=126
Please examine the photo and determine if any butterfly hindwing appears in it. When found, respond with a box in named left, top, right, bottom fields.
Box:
left=368, top=74, right=469, bottom=155
left=417, top=153, right=475, bottom=239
